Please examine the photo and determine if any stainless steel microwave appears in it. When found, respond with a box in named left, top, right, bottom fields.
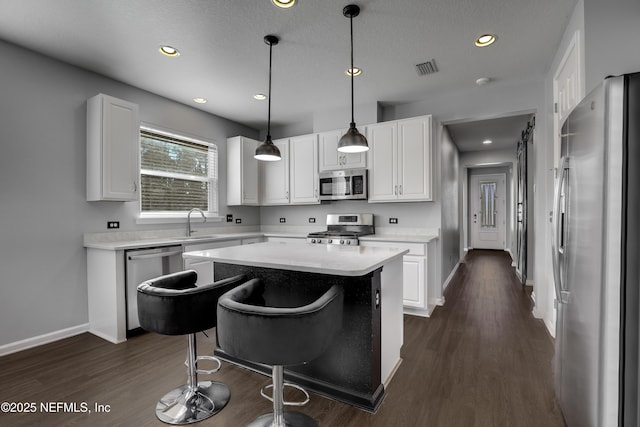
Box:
left=318, top=168, right=368, bottom=201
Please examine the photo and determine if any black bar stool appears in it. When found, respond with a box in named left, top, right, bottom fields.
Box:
left=217, top=278, right=344, bottom=427
left=137, top=270, right=246, bottom=424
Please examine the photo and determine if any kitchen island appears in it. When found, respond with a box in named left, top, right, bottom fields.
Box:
left=183, top=241, right=407, bottom=412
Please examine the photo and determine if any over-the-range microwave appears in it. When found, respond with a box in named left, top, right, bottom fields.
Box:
left=318, top=168, right=368, bottom=201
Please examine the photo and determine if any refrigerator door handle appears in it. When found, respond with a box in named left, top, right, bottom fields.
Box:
left=552, top=156, right=570, bottom=304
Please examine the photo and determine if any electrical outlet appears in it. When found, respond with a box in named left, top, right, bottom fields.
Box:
left=107, top=221, right=120, bottom=229
left=279, top=218, right=286, bottom=223
left=308, top=217, right=316, bottom=223
left=389, top=218, right=398, bottom=224
left=226, top=214, right=233, bottom=223
left=235, top=218, right=241, bottom=224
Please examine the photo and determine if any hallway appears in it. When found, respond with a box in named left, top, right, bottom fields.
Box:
left=0, top=250, right=565, bottom=426
left=401, top=249, right=566, bottom=426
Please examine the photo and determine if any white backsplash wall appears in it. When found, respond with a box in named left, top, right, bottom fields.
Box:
left=259, top=200, right=440, bottom=230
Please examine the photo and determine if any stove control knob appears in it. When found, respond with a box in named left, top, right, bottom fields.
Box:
left=347, top=240, right=351, bottom=245
left=340, top=240, right=345, bottom=245
left=328, top=239, right=333, bottom=244
left=311, top=239, right=316, bottom=243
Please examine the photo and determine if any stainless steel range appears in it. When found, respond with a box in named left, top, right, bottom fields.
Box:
left=307, top=213, right=374, bottom=246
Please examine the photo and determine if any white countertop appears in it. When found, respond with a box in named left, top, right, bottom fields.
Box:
left=360, top=234, right=438, bottom=244
left=183, top=241, right=408, bottom=277
left=83, top=227, right=438, bottom=250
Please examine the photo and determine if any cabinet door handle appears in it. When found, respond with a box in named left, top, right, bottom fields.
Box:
left=394, top=185, right=398, bottom=195
left=399, top=185, right=403, bottom=195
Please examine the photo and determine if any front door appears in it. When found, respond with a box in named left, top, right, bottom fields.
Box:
left=470, top=173, right=506, bottom=250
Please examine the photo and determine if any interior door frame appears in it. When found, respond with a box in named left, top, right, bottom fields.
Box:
left=462, top=164, right=514, bottom=255
left=470, top=172, right=507, bottom=250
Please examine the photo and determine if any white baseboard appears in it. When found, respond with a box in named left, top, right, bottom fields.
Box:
left=404, top=306, right=431, bottom=318
left=544, top=318, right=556, bottom=338
left=442, top=261, right=461, bottom=291
left=0, top=323, right=89, bottom=357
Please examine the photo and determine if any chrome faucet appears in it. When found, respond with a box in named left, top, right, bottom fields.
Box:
left=187, top=208, right=206, bottom=237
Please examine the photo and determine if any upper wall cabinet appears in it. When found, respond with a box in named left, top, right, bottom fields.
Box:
left=261, top=134, right=319, bottom=206
left=289, top=134, right=319, bottom=204
left=318, top=128, right=367, bottom=171
left=87, top=94, right=140, bottom=201
left=367, top=115, right=432, bottom=203
left=227, top=136, right=260, bottom=206
left=260, top=138, right=290, bottom=205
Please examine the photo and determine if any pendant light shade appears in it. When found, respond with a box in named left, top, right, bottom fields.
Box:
left=255, top=35, right=282, bottom=161
left=338, top=4, right=369, bottom=154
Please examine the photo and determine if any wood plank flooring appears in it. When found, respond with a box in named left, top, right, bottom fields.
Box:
left=0, top=250, right=565, bottom=426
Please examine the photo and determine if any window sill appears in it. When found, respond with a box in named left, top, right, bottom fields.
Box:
left=136, top=212, right=223, bottom=225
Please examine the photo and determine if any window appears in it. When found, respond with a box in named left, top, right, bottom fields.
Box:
left=139, top=128, right=218, bottom=217
left=480, top=181, right=497, bottom=228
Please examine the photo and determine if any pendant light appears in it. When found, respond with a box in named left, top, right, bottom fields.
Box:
left=338, top=4, right=369, bottom=153
left=255, top=35, right=282, bottom=161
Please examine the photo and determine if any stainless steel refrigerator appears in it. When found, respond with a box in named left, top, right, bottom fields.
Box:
left=552, top=72, right=640, bottom=427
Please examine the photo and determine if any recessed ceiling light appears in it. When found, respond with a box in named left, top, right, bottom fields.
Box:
left=272, top=0, right=295, bottom=8
left=159, top=45, right=180, bottom=57
left=483, top=139, right=493, bottom=145
left=193, top=97, right=207, bottom=104
left=475, top=34, right=497, bottom=47
left=254, top=94, right=267, bottom=100
left=476, top=77, right=491, bottom=86
left=345, top=67, right=362, bottom=77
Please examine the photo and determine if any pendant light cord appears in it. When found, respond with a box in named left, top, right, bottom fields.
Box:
left=267, top=41, right=273, bottom=139
left=349, top=13, right=355, bottom=126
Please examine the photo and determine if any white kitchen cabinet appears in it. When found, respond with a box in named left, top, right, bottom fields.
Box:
left=318, top=128, right=366, bottom=171
left=289, top=134, right=319, bottom=204
left=402, top=256, right=426, bottom=308
left=86, top=93, right=140, bottom=201
left=227, top=136, right=260, bottom=205
left=367, top=115, right=432, bottom=202
left=360, top=239, right=432, bottom=317
left=261, top=134, right=319, bottom=205
left=367, top=121, right=397, bottom=202
left=260, top=138, right=290, bottom=205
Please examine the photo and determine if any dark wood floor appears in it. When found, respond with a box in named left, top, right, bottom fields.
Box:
left=0, top=250, right=565, bottom=426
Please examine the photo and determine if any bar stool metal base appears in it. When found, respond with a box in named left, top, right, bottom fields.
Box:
left=248, top=411, right=317, bottom=427
left=155, top=381, right=230, bottom=425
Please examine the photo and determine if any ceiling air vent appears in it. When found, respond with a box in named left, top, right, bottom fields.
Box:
left=415, top=59, right=438, bottom=76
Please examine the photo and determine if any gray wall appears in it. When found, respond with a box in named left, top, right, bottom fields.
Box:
left=440, top=127, right=460, bottom=284
left=584, top=0, right=640, bottom=93
left=0, top=39, right=260, bottom=347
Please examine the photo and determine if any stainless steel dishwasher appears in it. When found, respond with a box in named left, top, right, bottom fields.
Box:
left=125, top=245, right=183, bottom=334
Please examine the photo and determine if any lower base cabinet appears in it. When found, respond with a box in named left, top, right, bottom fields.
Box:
left=402, top=255, right=426, bottom=309
left=360, top=240, right=434, bottom=317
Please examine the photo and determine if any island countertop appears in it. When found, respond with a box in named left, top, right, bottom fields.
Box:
left=182, top=241, right=408, bottom=277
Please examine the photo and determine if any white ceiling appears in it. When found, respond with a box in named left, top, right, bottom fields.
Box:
left=0, top=0, right=575, bottom=150
left=447, top=114, right=533, bottom=152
